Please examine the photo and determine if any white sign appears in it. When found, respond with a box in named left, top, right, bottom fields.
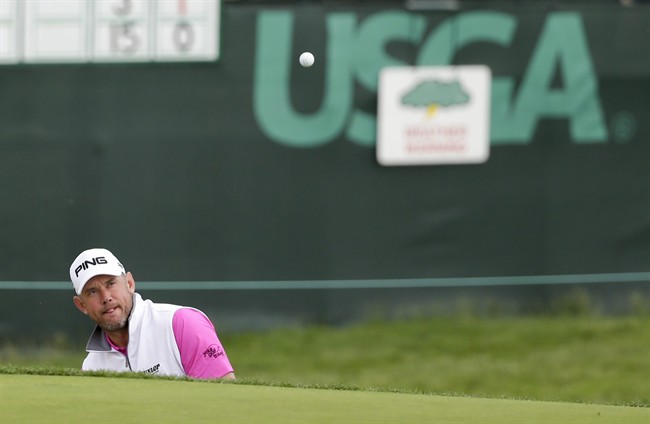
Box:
left=0, top=0, right=219, bottom=64
left=377, top=65, right=492, bottom=166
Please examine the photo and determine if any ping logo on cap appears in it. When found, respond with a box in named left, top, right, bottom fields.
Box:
left=70, top=248, right=126, bottom=294
left=74, top=256, right=114, bottom=277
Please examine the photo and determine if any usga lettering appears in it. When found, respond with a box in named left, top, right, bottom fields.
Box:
left=254, top=10, right=607, bottom=147
left=74, top=256, right=108, bottom=277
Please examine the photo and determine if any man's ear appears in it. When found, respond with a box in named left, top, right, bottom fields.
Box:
left=73, top=296, right=88, bottom=315
left=126, top=272, right=136, bottom=294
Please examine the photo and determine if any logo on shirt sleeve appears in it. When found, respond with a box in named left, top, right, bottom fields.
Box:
left=202, top=344, right=225, bottom=359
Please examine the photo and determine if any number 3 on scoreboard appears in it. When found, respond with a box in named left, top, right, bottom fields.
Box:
left=112, top=0, right=133, bottom=16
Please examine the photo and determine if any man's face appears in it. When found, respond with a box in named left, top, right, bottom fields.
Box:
left=73, top=273, right=135, bottom=331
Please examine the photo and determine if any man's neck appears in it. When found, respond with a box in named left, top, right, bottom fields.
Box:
left=105, top=328, right=129, bottom=348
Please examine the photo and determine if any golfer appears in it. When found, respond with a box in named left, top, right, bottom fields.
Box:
left=70, top=248, right=235, bottom=380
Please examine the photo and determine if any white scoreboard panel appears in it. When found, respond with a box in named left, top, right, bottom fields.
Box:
left=0, top=0, right=220, bottom=64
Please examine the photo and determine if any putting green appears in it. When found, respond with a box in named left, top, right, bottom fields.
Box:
left=1, top=374, right=647, bottom=423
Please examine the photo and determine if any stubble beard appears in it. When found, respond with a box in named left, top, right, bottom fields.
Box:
left=100, top=301, right=133, bottom=332
left=101, top=314, right=128, bottom=332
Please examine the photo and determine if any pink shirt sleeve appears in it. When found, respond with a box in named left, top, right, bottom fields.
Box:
left=172, top=308, right=234, bottom=379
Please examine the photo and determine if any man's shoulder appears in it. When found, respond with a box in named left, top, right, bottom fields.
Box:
left=135, top=296, right=185, bottom=324
left=140, top=296, right=184, bottom=313
left=172, top=307, right=214, bottom=333
left=173, top=307, right=208, bottom=322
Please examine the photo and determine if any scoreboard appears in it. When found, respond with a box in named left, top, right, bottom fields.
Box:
left=0, top=0, right=220, bottom=64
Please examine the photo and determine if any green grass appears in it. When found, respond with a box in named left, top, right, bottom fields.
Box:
left=223, top=315, right=650, bottom=406
left=2, top=315, right=649, bottom=406
left=1, top=373, right=648, bottom=424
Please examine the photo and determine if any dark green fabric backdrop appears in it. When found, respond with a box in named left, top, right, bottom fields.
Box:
left=1, top=1, right=648, bottom=283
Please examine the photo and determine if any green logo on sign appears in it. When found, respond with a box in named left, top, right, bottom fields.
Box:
left=402, top=80, right=470, bottom=118
left=254, top=11, right=607, bottom=147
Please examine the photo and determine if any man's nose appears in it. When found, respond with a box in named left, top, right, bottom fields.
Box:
left=99, top=289, right=112, bottom=303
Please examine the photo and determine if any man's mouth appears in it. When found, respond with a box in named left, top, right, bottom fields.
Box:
left=104, top=307, right=119, bottom=315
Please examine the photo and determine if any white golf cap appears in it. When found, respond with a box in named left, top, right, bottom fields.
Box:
left=70, top=248, right=125, bottom=295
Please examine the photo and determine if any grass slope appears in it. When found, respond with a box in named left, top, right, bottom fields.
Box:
left=2, top=315, right=649, bottom=405
left=223, top=316, right=650, bottom=405
left=1, top=373, right=648, bottom=424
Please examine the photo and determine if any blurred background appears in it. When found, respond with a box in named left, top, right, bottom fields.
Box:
left=0, top=0, right=649, bottom=404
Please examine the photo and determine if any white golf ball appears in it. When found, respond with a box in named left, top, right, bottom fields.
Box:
left=299, top=52, right=315, bottom=67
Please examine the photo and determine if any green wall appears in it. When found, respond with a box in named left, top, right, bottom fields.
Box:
left=1, top=1, right=648, bottom=284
